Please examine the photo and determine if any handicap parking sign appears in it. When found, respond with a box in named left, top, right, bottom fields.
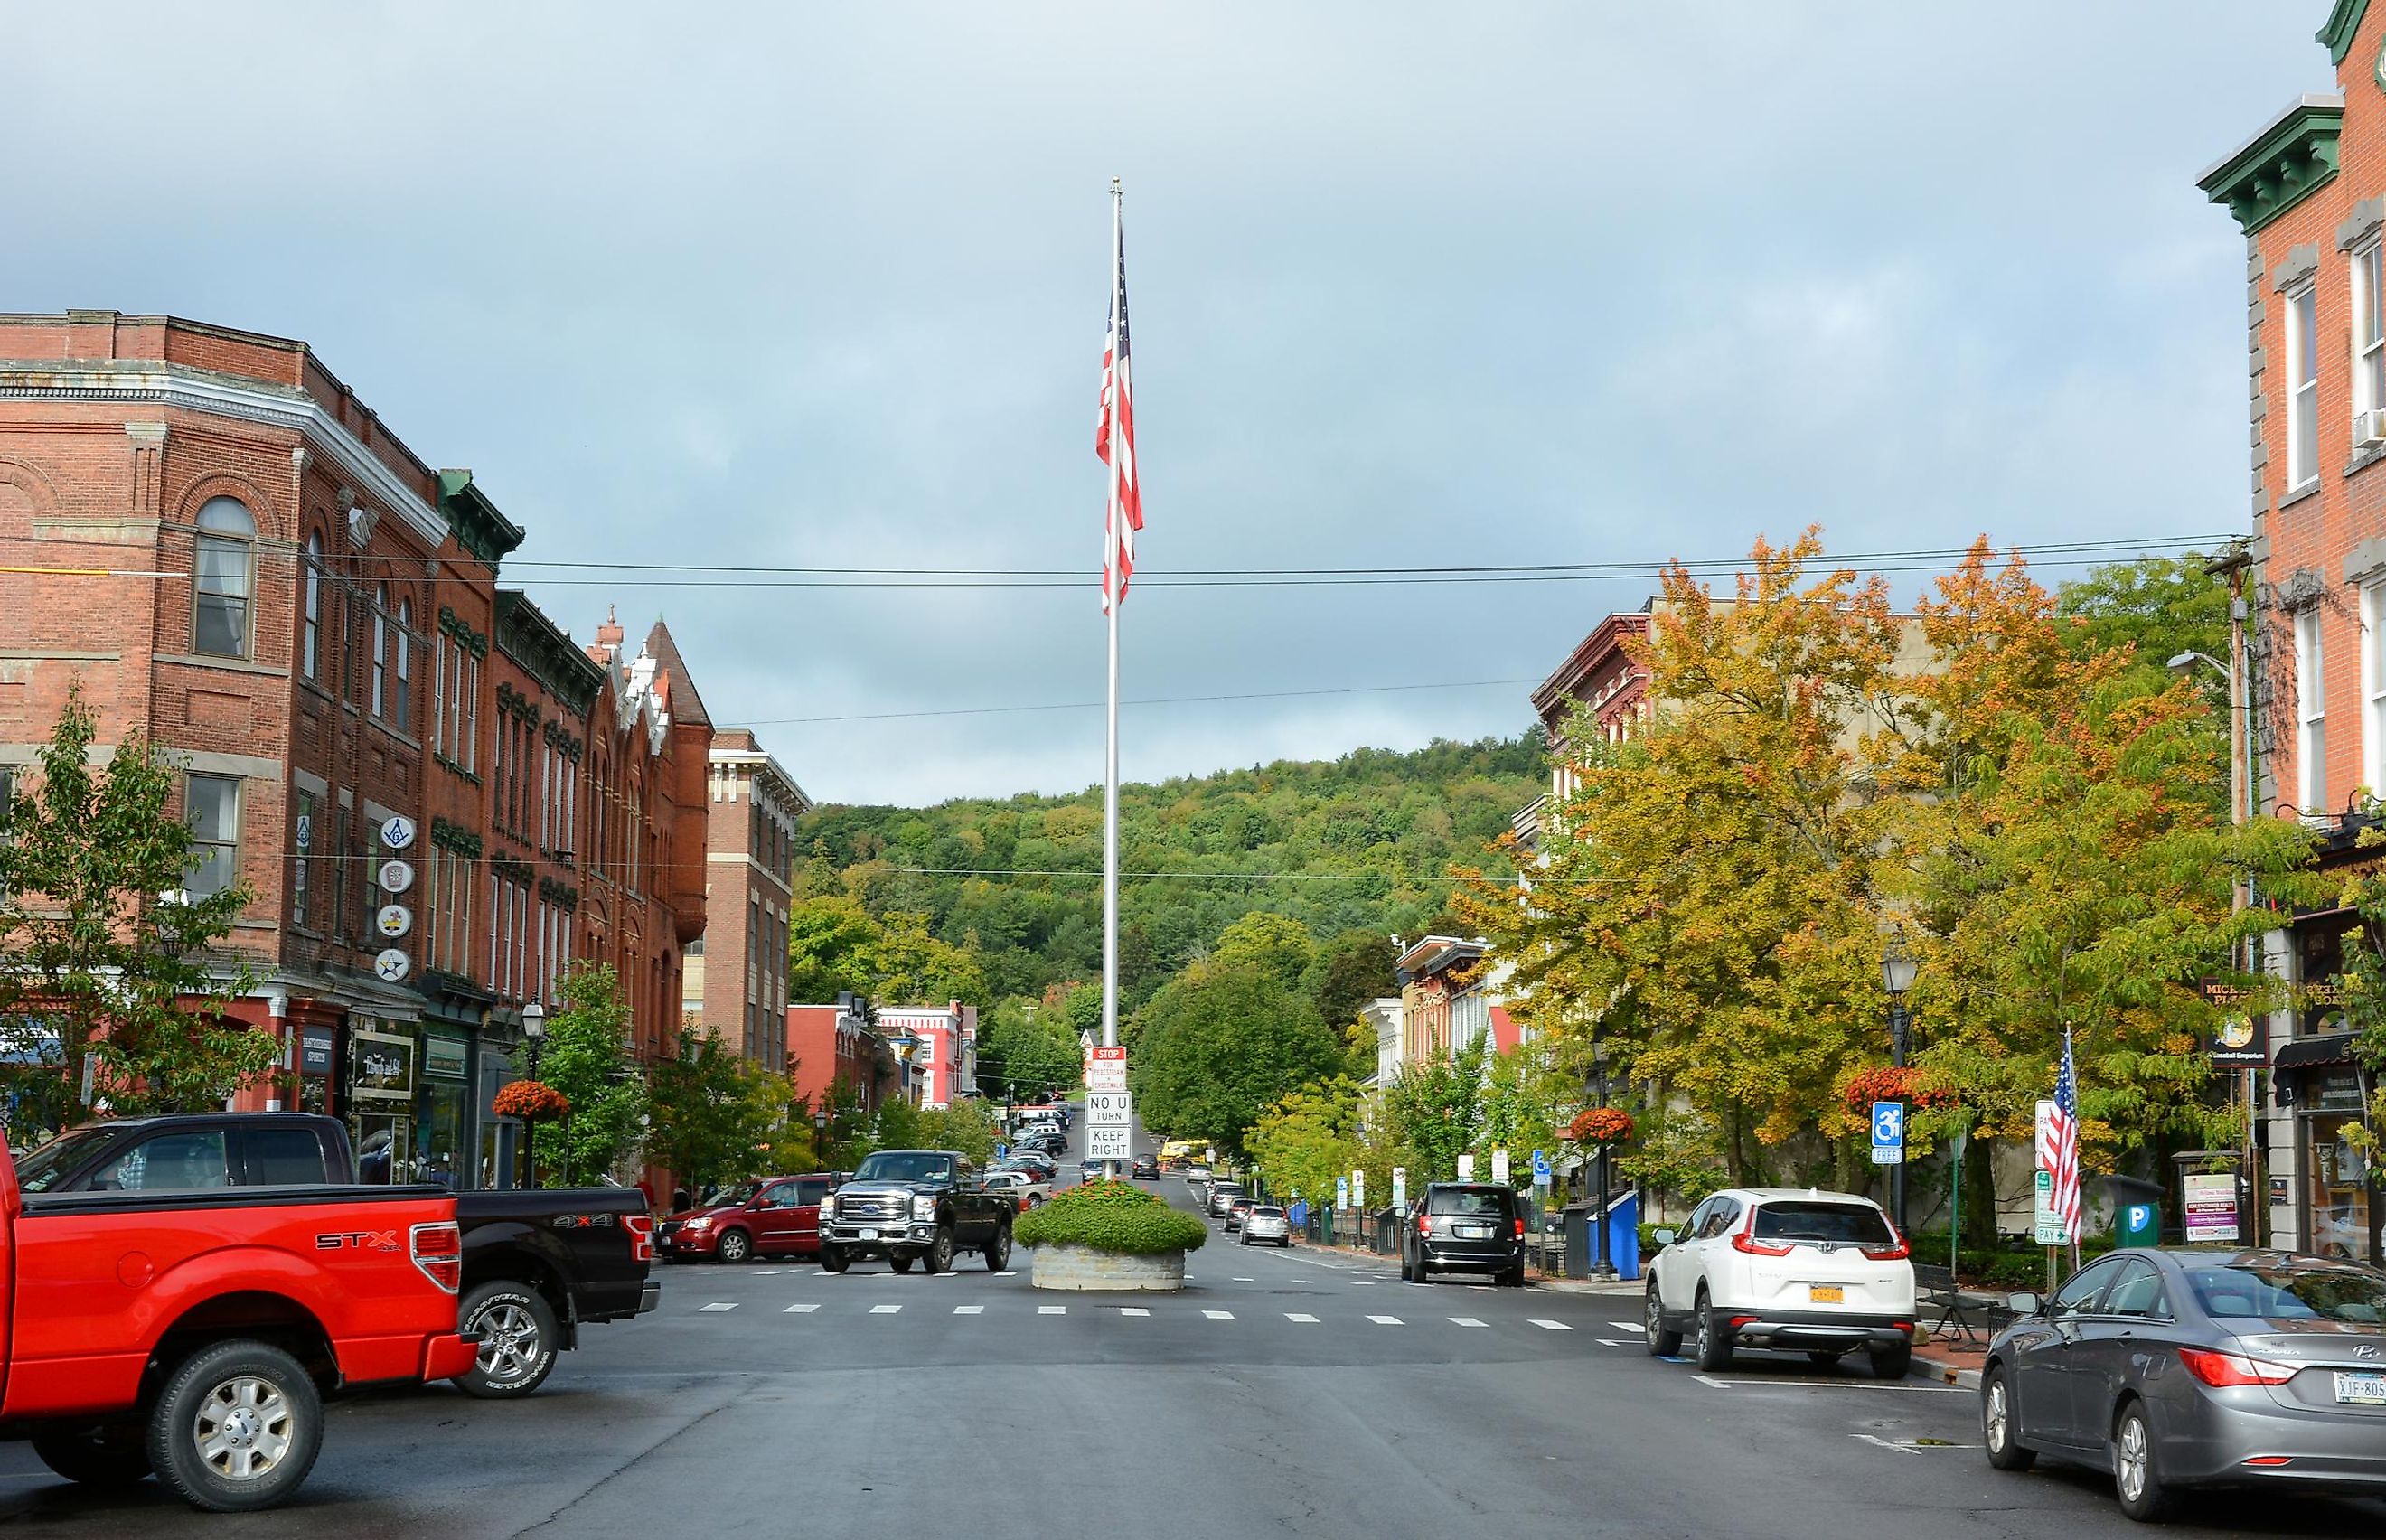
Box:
left=1870, top=1101, right=1904, bottom=1166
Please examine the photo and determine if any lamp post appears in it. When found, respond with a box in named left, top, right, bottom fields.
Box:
left=521, top=1000, right=546, bottom=1191
left=813, top=1104, right=830, bottom=1164
left=1880, top=931, right=1918, bottom=1234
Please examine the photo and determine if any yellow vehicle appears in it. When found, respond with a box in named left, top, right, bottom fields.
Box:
left=1159, top=1140, right=1202, bottom=1166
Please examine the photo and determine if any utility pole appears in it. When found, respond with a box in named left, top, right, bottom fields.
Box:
left=2207, top=540, right=2259, bottom=1245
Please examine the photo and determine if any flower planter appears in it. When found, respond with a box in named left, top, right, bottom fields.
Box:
left=1027, top=1242, right=1186, bottom=1292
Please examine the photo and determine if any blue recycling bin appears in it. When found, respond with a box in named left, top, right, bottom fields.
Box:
left=1603, top=1191, right=1640, bottom=1281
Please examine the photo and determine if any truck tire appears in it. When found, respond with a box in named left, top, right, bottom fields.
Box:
left=984, top=1221, right=1011, bottom=1271
left=925, top=1225, right=955, bottom=1274
left=453, top=1281, right=560, bottom=1399
left=31, top=1426, right=152, bottom=1488
left=819, top=1244, right=850, bottom=1273
left=1693, top=1289, right=1733, bottom=1372
left=146, top=1338, right=323, bottom=1514
left=716, top=1228, right=754, bottom=1264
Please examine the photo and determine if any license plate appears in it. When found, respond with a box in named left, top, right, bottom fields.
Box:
left=1455, top=1223, right=1490, bottom=1239
left=1808, top=1285, right=1845, bottom=1304
left=859, top=1228, right=879, bottom=1241
left=2334, top=1371, right=2386, bottom=1405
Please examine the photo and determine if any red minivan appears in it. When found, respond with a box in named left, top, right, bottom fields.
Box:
left=659, top=1173, right=842, bottom=1264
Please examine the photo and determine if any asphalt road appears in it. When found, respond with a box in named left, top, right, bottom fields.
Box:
left=7, top=1125, right=2386, bottom=1536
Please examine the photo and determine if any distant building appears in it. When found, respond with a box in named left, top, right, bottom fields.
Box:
left=1394, top=936, right=1518, bottom=1070
left=1359, top=997, right=1404, bottom=1088
left=686, top=728, right=807, bottom=1071
left=878, top=1001, right=976, bottom=1109
left=786, top=998, right=883, bottom=1114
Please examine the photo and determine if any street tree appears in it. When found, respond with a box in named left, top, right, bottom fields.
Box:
left=784, top=895, right=987, bottom=1006
left=530, top=963, right=650, bottom=1187
left=1245, top=1077, right=1364, bottom=1209
left=1127, top=963, right=1342, bottom=1157
left=0, top=690, right=275, bottom=1128
left=646, top=1020, right=792, bottom=1197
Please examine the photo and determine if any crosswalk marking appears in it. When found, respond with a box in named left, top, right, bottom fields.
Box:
left=1352, top=1280, right=1379, bottom=1286
left=1233, top=1276, right=1255, bottom=1282
left=784, top=1303, right=820, bottom=1314
left=1450, top=1317, right=1488, bottom=1328
left=1285, top=1312, right=1319, bottom=1323
left=1367, top=1315, right=1404, bottom=1326
left=1204, top=1310, right=1235, bottom=1319
left=1120, top=1307, right=1151, bottom=1317
left=1038, top=1305, right=1066, bottom=1315
left=869, top=1304, right=902, bottom=1315
left=996, top=1272, right=1018, bottom=1277
left=698, top=1302, right=738, bottom=1312
left=1530, top=1319, right=1572, bottom=1331
left=953, top=1305, right=984, bottom=1315
left=755, top=1270, right=782, bottom=1276
left=1597, top=1338, right=1631, bottom=1348
left=1612, top=1321, right=1645, bottom=1334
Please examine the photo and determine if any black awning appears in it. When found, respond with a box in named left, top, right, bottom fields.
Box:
left=2273, top=1031, right=2361, bottom=1073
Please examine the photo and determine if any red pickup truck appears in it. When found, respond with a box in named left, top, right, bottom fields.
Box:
left=0, top=1137, right=474, bottom=1511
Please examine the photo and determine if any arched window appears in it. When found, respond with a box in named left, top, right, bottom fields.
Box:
left=371, top=584, right=389, bottom=717
left=192, top=497, right=256, bottom=658
left=301, top=532, right=323, bottom=679
left=394, top=599, right=412, bottom=732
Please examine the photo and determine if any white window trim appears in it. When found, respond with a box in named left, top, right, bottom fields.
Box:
left=2288, top=280, right=2322, bottom=490
left=2367, top=584, right=2386, bottom=800
left=2297, top=606, right=2329, bottom=813
left=2356, top=242, right=2386, bottom=424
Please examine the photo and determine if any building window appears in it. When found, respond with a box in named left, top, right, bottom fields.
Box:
left=0, top=767, right=14, bottom=904
left=2358, top=244, right=2386, bottom=431
left=2298, top=606, right=2329, bottom=814
left=371, top=585, right=389, bottom=718
left=394, top=600, right=412, bottom=732
left=292, top=789, right=315, bottom=928
left=2368, top=584, right=2386, bottom=799
left=191, top=498, right=256, bottom=658
left=2290, top=283, right=2321, bottom=488
left=301, top=533, right=323, bottom=680
left=184, top=774, right=240, bottom=899
left=462, top=654, right=480, bottom=773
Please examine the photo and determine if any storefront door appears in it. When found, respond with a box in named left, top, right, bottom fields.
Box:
left=2303, top=1070, right=2372, bottom=1263
left=347, top=1017, right=418, bottom=1184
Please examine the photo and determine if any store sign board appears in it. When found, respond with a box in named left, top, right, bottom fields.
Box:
left=350, top=1028, right=417, bottom=1102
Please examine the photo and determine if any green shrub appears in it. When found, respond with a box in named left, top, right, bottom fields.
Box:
left=1014, top=1178, right=1207, bottom=1255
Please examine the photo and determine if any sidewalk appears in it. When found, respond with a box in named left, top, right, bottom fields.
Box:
left=1912, top=1330, right=1987, bottom=1389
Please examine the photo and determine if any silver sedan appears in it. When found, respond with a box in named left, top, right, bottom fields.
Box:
left=1240, top=1206, right=1292, bottom=1247
left=1981, top=1247, right=2386, bottom=1521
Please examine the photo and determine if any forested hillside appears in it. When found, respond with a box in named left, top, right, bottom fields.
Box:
left=794, top=734, right=1543, bottom=1013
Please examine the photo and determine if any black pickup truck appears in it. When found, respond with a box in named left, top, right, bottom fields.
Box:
left=15, top=1112, right=656, bottom=1397
left=817, top=1149, right=1012, bottom=1273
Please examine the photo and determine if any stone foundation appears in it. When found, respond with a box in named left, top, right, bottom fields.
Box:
left=1027, top=1243, right=1186, bottom=1291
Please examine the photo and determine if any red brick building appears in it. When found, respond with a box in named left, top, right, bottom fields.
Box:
left=2202, top=1, right=2386, bottom=1259
left=685, top=728, right=807, bottom=1070
left=1513, top=606, right=1653, bottom=856
left=784, top=1000, right=884, bottom=1115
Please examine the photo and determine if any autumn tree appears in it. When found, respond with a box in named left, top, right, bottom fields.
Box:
left=1245, top=1077, right=1364, bottom=1208
left=784, top=895, right=988, bottom=1005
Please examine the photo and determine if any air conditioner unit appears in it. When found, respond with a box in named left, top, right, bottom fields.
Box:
left=2360, top=408, right=2386, bottom=448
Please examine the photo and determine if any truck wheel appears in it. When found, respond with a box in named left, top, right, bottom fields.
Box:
left=454, top=1281, right=560, bottom=1399
left=819, top=1244, right=850, bottom=1273
left=891, top=1254, right=916, bottom=1273
left=716, top=1228, right=753, bottom=1264
left=984, top=1222, right=1012, bottom=1272
left=925, top=1226, right=955, bottom=1274
left=146, top=1338, right=323, bottom=1514
left=31, top=1426, right=152, bottom=1488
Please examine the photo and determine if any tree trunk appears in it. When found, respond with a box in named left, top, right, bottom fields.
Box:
left=1962, top=1133, right=1996, bottom=1253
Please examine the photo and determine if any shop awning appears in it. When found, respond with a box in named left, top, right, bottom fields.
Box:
left=2273, top=1032, right=2361, bottom=1073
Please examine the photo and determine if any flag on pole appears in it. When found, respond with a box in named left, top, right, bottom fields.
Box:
left=1096, top=204, right=1141, bottom=611
left=2049, top=1028, right=2081, bottom=1245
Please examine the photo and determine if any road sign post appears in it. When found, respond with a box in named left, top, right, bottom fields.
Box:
left=1490, top=1148, right=1509, bottom=1185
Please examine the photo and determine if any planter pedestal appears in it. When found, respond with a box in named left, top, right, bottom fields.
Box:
left=1028, top=1243, right=1186, bottom=1291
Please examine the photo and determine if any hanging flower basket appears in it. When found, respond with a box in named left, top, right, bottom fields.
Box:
left=1567, top=1106, right=1636, bottom=1146
left=494, top=1079, right=570, bottom=1122
left=1840, top=1066, right=1951, bottom=1113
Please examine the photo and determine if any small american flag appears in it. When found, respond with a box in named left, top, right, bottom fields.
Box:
left=1096, top=197, right=1141, bottom=611
left=2049, top=1029, right=2081, bottom=1245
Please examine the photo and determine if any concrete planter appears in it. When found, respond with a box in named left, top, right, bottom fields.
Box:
left=1027, top=1242, right=1186, bottom=1291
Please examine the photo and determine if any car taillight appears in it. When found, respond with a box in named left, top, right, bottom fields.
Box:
left=1514, top=1217, right=1526, bottom=1238
left=1861, top=1222, right=1909, bottom=1261
left=625, top=1213, right=654, bottom=1265
left=1418, top=1215, right=1432, bottom=1236
left=2180, top=1348, right=2297, bottom=1387
left=410, top=1221, right=462, bottom=1294
left=1730, top=1210, right=1792, bottom=1256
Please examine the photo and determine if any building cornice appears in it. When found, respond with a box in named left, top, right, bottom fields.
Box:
left=2201, top=95, right=2347, bottom=235
left=2322, top=0, right=2371, bottom=64
left=438, top=470, right=525, bottom=568
left=0, top=360, right=447, bottom=549
left=496, top=590, right=603, bottom=716
left=709, top=742, right=813, bottom=813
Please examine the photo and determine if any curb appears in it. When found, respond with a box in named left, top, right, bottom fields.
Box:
left=1914, top=1353, right=1981, bottom=1390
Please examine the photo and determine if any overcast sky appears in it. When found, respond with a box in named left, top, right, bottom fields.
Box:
left=0, top=4, right=2325, bottom=805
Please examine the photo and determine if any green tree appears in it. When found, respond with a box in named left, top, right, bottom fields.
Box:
left=1128, top=963, right=1342, bottom=1157
left=976, top=1000, right=1082, bottom=1102
left=1301, top=929, right=1399, bottom=1049
left=646, top=1020, right=807, bottom=1196
left=1245, top=1077, right=1364, bottom=1208
left=0, top=690, right=275, bottom=1125
left=784, top=895, right=988, bottom=1005
left=1207, top=912, right=1316, bottom=991
left=1381, top=1038, right=1489, bottom=1182
left=531, top=963, right=650, bottom=1186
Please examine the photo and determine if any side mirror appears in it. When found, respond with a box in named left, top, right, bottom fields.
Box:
left=2006, top=1291, right=2044, bottom=1317
left=1651, top=1227, right=1677, bottom=1247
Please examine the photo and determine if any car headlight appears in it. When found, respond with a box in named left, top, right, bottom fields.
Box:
left=912, top=1194, right=938, bottom=1221
left=684, top=1216, right=714, bottom=1231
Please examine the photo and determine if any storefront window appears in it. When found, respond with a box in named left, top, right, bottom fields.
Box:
left=2306, top=1069, right=2371, bottom=1263
left=417, top=1033, right=471, bottom=1188
left=347, top=1019, right=418, bottom=1185
left=480, top=1048, right=521, bottom=1190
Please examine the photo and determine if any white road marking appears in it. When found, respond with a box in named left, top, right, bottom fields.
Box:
left=1038, top=1305, right=1066, bottom=1315
left=1204, top=1310, right=1235, bottom=1319
left=699, top=1302, right=738, bottom=1312
left=1285, top=1312, right=1319, bottom=1323
left=1367, top=1315, right=1404, bottom=1326
left=953, top=1305, right=983, bottom=1315
left=783, top=1303, right=820, bottom=1314
left=1691, top=1374, right=1733, bottom=1390
left=1851, top=1433, right=1922, bottom=1456
left=1529, top=1319, right=1572, bottom=1331
left=996, top=1271, right=1019, bottom=1277
left=1352, top=1280, right=1378, bottom=1286
left=1120, top=1307, right=1151, bottom=1317
left=1596, top=1338, right=1631, bottom=1348
left=755, top=1270, right=781, bottom=1276
left=869, top=1304, right=902, bottom=1315
left=1611, top=1322, right=1645, bottom=1334
left=1450, top=1317, right=1489, bottom=1328
left=1233, top=1277, right=1256, bottom=1282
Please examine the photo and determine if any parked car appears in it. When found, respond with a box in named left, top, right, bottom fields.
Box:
left=1226, top=1196, right=1258, bottom=1232
left=1242, top=1205, right=1293, bottom=1247
left=1207, top=1183, right=1245, bottom=1217
left=1400, top=1183, right=1527, bottom=1286
left=984, top=1169, right=1053, bottom=1210
left=1980, top=1248, right=2386, bottom=1521
left=1643, top=1188, right=1915, bottom=1379
left=1000, top=1156, right=1061, bottom=1183
left=818, top=1150, right=1013, bottom=1273
left=1131, top=1155, right=1160, bottom=1180
left=1, top=1128, right=475, bottom=1510
left=659, top=1173, right=841, bottom=1265
left=19, top=1112, right=658, bottom=1400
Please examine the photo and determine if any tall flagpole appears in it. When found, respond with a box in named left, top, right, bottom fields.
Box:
left=1101, top=177, right=1124, bottom=1063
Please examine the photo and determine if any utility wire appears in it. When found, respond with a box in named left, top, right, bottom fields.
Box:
left=739, top=676, right=1542, bottom=727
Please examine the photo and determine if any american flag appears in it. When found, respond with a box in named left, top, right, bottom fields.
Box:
left=1096, top=200, right=1141, bottom=611
left=2049, top=1028, right=2081, bottom=1245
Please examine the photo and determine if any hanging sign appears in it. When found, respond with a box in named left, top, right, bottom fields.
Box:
left=373, top=948, right=411, bottom=983
left=375, top=905, right=413, bottom=939
left=378, top=859, right=415, bottom=896
left=379, top=815, right=417, bottom=851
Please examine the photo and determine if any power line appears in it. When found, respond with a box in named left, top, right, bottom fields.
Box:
left=740, top=676, right=1542, bottom=727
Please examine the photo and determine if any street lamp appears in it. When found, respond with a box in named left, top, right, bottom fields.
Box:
left=1880, top=931, right=1917, bottom=1233
left=521, top=1000, right=547, bottom=1192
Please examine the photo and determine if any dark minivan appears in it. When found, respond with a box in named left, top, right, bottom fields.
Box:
left=1403, top=1182, right=1526, bottom=1286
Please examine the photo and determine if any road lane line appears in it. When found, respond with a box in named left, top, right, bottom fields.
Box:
left=1039, top=1305, right=1066, bottom=1315
left=1120, top=1307, right=1151, bottom=1317
left=1449, top=1317, right=1488, bottom=1328
left=953, top=1305, right=984, bottom=1315
left=1691, top=1374, right=1732, bottom=1390
left=1851, top=1434, right=1923, bottom=1456
left=783, top=1303, right=820, bottom=1313
left=1367, top=1315, right=1404, bottom=1326
left=699, top=1302, right=738, bottom=1312
left=1204, top=1310, right=1235, bottom=1319
left=1528, top=1319, right=1572, bottom=1330
left=1285, top=1312, right=1319, bottom=1323
left=755, top=1270, right=781, bottom=1276
left=1611, top=1322, right=1645, bottom=1333
left=996, top=1271, right=1019, bottom=1277
left=869, top=1304, right=902, bottom=1315
left=1352, top=1280, right=1378, bottom=1286
left=1596, top=1338, right=1631, bottom=1348
left=1233, top=1277, right=1256, bottom=1282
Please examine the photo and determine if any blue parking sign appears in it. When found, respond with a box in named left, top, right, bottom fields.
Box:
left=1870, top=1101, right=1904, bottom=1166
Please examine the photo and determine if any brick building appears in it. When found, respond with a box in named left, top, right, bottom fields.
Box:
left=784, top=999, right=885, bottom=1114
left=1510, top=606, right=1654, bottom=857
left=683, top=727, right=807, bottom=1070
left=877, top=1001, right=976, bottom=1110
left=2200, top=1, right=2386, bottom=1259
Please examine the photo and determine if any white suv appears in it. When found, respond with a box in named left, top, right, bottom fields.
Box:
left=1644, top=1188, right=1917, bottom=1379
